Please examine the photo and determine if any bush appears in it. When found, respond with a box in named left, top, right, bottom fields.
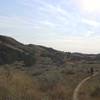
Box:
left=90, top=86, right=100, bottom=97
left=24, top=53, right=36, bottom=66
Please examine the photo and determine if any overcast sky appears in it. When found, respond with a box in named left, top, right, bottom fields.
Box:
left=0, top=0, right=100, bottom=53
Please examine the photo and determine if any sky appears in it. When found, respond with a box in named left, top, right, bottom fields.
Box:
left=0, top=0, right=100, bottom=53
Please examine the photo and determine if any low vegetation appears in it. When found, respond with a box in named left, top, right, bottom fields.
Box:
left=78, top=73, right=100, bottom=100
left=0, top=35, right=100, bottom=100
left=0, top=63, right=93, bottom=100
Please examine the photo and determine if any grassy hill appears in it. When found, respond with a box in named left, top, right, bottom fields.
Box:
left=0, top=35, right=100, bottom=100
left=1, top=35, right=100, bottom=67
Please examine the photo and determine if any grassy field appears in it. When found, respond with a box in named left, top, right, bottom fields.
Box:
left=78, top=73, right=100, bottom=100
left=0, top=63, right=99, bottom=100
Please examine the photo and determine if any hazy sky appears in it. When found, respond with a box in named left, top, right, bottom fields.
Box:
left=0, top=0, right=100, bottom=53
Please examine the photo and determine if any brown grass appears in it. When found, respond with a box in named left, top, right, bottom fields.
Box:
left=0, top=69, right=44, bottom=100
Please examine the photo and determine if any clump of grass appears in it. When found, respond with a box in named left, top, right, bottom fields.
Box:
left=47, top=82, right=69, bottom=100
left=0, top=68, right=44, bottom=100
left=90, top=86, right=100, bottom=97
left=61, top=70, right=75, bottom=75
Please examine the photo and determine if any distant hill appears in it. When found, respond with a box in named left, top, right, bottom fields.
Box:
left=0, top=35, right=35, bottom=66
left=0, top=35, right=100, bottom=67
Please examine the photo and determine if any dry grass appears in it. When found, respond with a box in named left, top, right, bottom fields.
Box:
left=79, top=73, right=100, bottom=100
left=0, top=68, right=44, bottom=100
left=0, top=63, right=99, bottom=100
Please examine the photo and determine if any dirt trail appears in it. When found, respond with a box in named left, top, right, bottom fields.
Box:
left=72, top=73, right=98, bottom=100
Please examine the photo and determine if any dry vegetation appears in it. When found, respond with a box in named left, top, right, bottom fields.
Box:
left=1, top=35, right=100, bottom=100
left=0, top=63, right=96, bottom=100
left=0, top=68, right=44, bottom=100
left=78, top=73, right=100, bottom=100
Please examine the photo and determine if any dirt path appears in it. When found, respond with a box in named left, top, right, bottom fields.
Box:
left=72, top=73, right=98, bottom=100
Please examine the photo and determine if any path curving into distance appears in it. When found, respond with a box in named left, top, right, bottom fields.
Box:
left=73, top=73, right=98, bottom=100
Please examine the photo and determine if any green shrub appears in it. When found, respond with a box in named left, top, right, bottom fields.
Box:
left=24, top=53, right=36, bottom=66
left=90, top=86, right=100, bottom=97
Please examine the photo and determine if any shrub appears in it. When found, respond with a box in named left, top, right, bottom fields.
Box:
left=90, top=86, right=100, bottom=97
left=24, top=53, right=36, bottom=66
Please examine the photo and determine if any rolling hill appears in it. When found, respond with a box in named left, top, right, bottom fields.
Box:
left=0, top=35, right=100, bottom=67
left=0, top=35, right=100, bottom=100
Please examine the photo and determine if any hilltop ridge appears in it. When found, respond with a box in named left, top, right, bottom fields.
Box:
left=0, top=35, right=100, bottom=67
